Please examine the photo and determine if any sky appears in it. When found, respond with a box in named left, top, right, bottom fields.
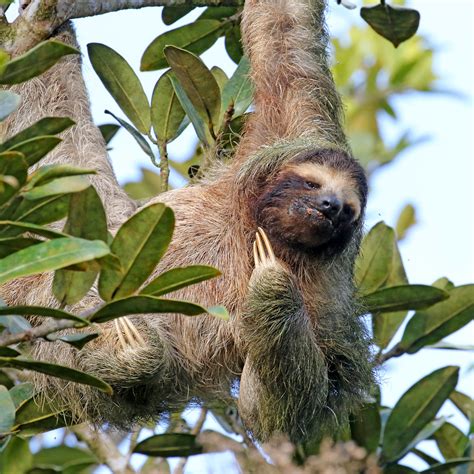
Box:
left=9, top=0, right=474, bottom=472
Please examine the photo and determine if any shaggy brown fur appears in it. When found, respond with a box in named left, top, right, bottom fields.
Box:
left=0, top=0, right=374, bottom=443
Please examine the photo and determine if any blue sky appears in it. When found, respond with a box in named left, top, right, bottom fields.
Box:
left=28, top=0, right=474, bottom=471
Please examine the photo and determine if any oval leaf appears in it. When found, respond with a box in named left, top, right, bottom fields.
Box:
left=133, top=433, right=202, bottom=457
left=140, top=265, right=220, bottom=297
left=141, top=20, right=223, bottom=71
left=0, top=40, right=79, bottom=85
left=151, top=71, right=186, bottom=143
left=361, top=4, right=420, bottom=48
left=0, top=385, right=15, bottom=434
left=0, top=357, right=112, bottom=394
left=0, top=305, right=88, bottom=326
left=221, top=56, right=253, bottom=122
left=355, top=222, right=395, bottom=295
left=53, top=186, right=108, bottom=305
left=382, top=366, right=459, bottom=462
left=364, top=285, right=449, bottom=313
left=164, top=46, right=221, bottom=135
left=88, top=43, right=150, bottom=134
left=400, top=285, right=474, bottom=354
left=90, top=296, right=207, bottom=324
left=98, top=204, right=174, bottom=301
left=22, top=176, right=90, bottom=200
left=9, top=136, right=62, bottom=167
left=0, top=237, right=110, bottom=285
left=0, top=117, right=74, bottom=153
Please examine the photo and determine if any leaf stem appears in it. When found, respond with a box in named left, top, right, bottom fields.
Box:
left=158, top=141, right=170, bottom=192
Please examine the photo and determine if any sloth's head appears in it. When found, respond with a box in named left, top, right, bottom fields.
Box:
left=255, top=149, right=367, bottom=255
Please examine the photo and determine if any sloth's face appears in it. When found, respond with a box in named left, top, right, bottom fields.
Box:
left=256, top=162, right=363, bottom=254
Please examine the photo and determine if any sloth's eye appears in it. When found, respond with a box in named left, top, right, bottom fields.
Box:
left=343, top=205, right=354, bottom=216
left=305, top=181, right=320, bottom=190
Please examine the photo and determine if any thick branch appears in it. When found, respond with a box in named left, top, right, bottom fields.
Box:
left=0, top=0, right=244, bottom=54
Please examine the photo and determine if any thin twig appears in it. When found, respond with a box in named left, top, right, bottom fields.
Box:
left=173, top=408, right=208, bottom=474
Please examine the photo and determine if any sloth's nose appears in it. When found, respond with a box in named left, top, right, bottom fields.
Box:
left=315, top=195, right=342, bottom=219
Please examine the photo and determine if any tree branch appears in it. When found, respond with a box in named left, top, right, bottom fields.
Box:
left=72, top=423, right=135, bottom=474
left=0, top=319, right=77, bottom=347
left=0, top=0, right=244, bottom=54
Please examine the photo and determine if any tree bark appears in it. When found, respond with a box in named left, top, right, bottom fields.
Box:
left=0, top=0, right=244, bottom=54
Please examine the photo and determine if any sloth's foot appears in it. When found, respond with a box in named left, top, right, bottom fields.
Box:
left=253, top=227, right=276, bottom=269
left=114, top=317, right=146, bottom=349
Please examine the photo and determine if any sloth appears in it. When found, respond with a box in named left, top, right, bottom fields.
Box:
left=0, top=0, right=374, bottom=443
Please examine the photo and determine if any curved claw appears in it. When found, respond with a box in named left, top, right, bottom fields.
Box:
left=114, top=317, right=145, bottom=350
left=253, top=227, right=276, bottom=268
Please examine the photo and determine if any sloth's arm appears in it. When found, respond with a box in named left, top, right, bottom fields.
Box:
left=237, top=229, right=328, bottom=442
left=239, top=0, right=347, bottom=149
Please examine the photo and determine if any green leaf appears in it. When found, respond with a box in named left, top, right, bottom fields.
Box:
left=432, top=422, right=469, bottom=460
left=225, top=25, right=244, bottom=64
left=26, top=164, right=94, bottom=189
left=364, top=285, right=449, bottom=313
left=412, top=448, right=440, bottom=466
left=355, top=222, right=395, bottom=295
left=6, top=195, right=69, bottom=230
left=221, top=56, right=253, bottom=122
left=0, top=91, right=21, bottom=121
left=140, top=265, right=220, bottom=297
left=0, top=220, right=68, bottom=239
left=427, top=342, right=474, bottom=351
left=105, top=110, right=155, bottom=161
left=382, top=366, right=459, bottom=462
left=0, top=436, right=33, bottom=474
left=0, top=237, right=39, bottom=259
left=88, top=43, right=150, bottom=134
left=360, top=4, right=420, bottom=48
left=90, top=296, right=207, bottom=324
left=46, top=332, right=99, bottom=350
left=98, top=123, right=120, bottom=145
left=9, top=382, right=34, bottom=408
left=33, top=446, right=97, bottom=471
left=0, top=358, right=112, bottom=394
left=0, top=305, right=88, bottom=326
left=13, top=398, right=72, bottom=436
left=162, top=5, right=194, bottom=25
left=0, top=347, right=20, bottom=357
left=0, top=117, right=74, bottom=152
left=0, top=40, right=79, bottom=84
left=168, top=73, right=209, bottom=144
left=449, top=391, right=473, bottom=421
left=420, top=459, right=474, bottom=473
left=53, top=187, right=108, bottom=305
left=432, top=277, right=455, bottom=291
left=151, top=71, right=186, bottom=143
left=350, top=403, right=381, bottom=453
left=164, top=46, right=221, bottom=135
left=400, top=285, right=474, bottom=354
left=141, top=20, right=224, bottom=71
left=133, top=433, right=202, bottom=457
left=396, top=203, right=416, bottom=240
left=98, top=204, right=174, bottom=301
left=206, top=305, right=229, bottom=321
left=22, top=176, right=90, bottom=200
left=0, top=385, right=15, bottom=434
left=8, top=136, right=62, bottom=167
left=211, top=66, right=228, bottom=92
left=0, top=237, right=110, bottom=285
left=360, top=2, right=420, bottom=48
left=0, top=151, right=28, bottom=206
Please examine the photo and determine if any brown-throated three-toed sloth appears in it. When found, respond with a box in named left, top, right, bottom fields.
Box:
left=1, top=0, right=374, bottom=442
